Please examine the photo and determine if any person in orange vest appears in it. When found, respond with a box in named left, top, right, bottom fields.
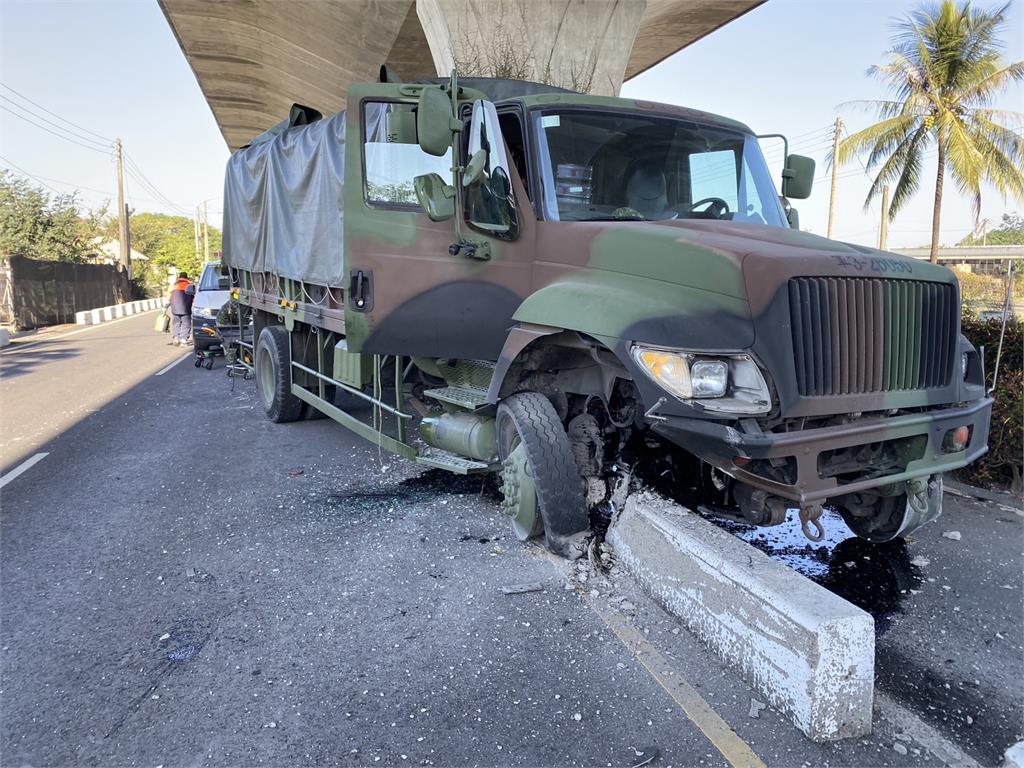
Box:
left=168, top=272, right=195, bottom=346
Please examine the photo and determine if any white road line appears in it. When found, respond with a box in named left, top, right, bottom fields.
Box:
left=155, top=352, right=192, bottom=376
left=0, top=309, right=162, bottom=354
left=0, top=452, right=49, bottom=490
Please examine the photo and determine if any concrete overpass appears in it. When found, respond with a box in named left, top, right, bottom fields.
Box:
left=892, top=245, right=1023, bottom=275
left=159, top=0, right=764, bottom=151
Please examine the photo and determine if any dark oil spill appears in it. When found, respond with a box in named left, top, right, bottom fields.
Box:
left=323, top=469, right=498, bottom=516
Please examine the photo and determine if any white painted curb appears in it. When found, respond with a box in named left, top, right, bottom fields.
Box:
left=1004, top=741, right=1024, bottom=768
left=75, top=298, right=166, bottom=326
left=607, top=493, right=875, bottom=742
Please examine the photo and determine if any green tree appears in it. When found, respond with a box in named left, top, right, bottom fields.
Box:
left=0, top=170, right=107, bottom=262
left=837, top=0, right=1024, bottom=262
left=105, top=212, right=222, bottom=289
left=958, top=211, right=1024, bottom=244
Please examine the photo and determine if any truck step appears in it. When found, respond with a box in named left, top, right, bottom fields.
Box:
left=422, top=385, right=490, bottom=409
left=436, top=359, right=495, bottom=391
left=415, top=448, right=493, bottom=475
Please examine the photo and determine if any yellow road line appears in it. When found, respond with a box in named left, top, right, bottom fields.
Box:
left=588, top=595, right=767, bottom=768
left=543, top=550, right=766, bottom=768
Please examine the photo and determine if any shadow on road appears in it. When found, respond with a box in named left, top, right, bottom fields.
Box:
left=0, top=345, right=83, bottom=379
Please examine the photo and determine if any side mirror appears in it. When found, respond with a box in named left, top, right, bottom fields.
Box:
left=782, top=154, right=815, bottom=199
left=417, top=86, right=455, bottom=157
left=413, top=173, right=455, bottom=221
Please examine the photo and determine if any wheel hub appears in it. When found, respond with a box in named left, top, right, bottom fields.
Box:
left=500, top=442, right=541, bottom=541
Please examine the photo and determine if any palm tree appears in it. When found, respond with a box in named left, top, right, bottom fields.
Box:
left=837, top=0, right=1024, bottom=262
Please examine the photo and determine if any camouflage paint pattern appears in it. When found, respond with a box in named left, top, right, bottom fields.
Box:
left=241, top=81, right=993, bottom=511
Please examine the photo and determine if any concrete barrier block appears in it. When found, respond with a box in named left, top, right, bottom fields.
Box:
left=90, top=309, right=101, bottom=324
left=75, top=310, right=91, bottom=325
left=607, top=494, right=874, bottom=742
left=0, top=328, right=9, bottom=348
left=102, top=307, right=113, bottom=322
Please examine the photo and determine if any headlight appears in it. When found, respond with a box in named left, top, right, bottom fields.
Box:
left=691, top=360, right=728, bottom=398
left=632, top=346, right=771, bottom=414
left=197, top=306, right=217, bottom=318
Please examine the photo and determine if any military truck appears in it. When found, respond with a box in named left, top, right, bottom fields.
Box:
left=222, top=72, right=992, bottom=558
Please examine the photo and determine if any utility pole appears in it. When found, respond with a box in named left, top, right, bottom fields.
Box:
left=826, top=117, right=843, bottom=240
left=879, top=185, right=891, bottom=251
left=115, top=139, right=132, bottom=279
left=202, top=200, right=210, bottom=261
left=193, top=209, right=201, bottom=261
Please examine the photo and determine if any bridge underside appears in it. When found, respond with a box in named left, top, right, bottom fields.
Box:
left=160, top=0, right=764, bottom=151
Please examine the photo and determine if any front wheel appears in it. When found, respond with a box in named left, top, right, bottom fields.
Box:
left=836, top=475, right=944, bottom=542
left=496, top=392, right=589, bottom=559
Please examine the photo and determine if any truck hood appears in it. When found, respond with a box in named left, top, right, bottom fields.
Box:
left=582, top=217, right=954, bottom=307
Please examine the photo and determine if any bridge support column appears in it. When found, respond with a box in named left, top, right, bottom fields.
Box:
left=417, top=0, right=647, bottom=96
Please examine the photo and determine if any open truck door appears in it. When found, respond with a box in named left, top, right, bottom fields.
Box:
left=343, top=80, right=535, bottom=360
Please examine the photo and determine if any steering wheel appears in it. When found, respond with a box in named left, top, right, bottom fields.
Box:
left=685, top=197, right=731, bottom=218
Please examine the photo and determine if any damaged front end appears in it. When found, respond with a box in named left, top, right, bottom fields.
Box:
left=622, top=258, right=993, bottom=544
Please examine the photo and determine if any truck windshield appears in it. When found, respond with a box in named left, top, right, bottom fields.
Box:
left=530, top=109, right=786, bottom=227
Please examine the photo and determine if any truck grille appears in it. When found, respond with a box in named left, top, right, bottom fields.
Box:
left=788, top=277, right=957, bottom=396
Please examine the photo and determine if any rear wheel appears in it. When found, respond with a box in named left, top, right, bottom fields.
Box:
left=255, top=325, right=302, bottom=423
left=496, top=392, right=589, bottom=559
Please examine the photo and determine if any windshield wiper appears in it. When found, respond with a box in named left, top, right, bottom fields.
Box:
left=569, top=214, right=648, bottom=222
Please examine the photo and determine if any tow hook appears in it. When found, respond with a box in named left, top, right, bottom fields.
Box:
left=799, top=503, right=826, bottom=542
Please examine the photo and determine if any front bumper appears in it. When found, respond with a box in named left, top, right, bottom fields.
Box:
left=652, top=397, right=993, bottom=505
left=192, top=315, right=222, bottom=348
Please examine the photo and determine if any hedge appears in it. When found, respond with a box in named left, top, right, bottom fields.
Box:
left=958, top=310, right=1022, bottom=493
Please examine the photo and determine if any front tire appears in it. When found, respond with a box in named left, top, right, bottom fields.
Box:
left=837, top=475, right=944, bottom=542
left=255, top=325, right=302, bottom=423
left=496, top=392, right=589, bottom=559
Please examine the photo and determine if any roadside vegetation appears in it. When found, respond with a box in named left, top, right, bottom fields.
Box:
left=959, top=309, right=1022, bottom=492
left=0, top=170, right=221, bottom=295
left=0, top=169, right=106, bottom=262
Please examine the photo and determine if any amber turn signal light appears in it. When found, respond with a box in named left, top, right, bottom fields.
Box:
left=942, top=425, right=971, bottom=453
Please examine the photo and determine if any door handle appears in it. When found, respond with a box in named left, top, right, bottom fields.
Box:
left=348, top=269, right=373, bottom=312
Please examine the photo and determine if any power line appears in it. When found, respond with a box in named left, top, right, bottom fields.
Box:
left=122, top=151, right=191, bottom=215
left=0, top=154, right=64, bottom=195
left=0, top=103, right=113, bottom=155
left=0, top=82, right=114, bottom=143
left=0, top=94, right=111, bottom=150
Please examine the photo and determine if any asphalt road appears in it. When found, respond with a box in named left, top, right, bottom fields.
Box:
left=1, top=312, right=1021, bottom=767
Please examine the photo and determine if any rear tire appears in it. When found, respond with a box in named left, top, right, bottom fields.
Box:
left=496, top=392, right=589, bottom=559
left=255, top=325, right=302, bottom=423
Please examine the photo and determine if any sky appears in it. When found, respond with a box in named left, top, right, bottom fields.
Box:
left=0, top=0, right=1021, bottom=249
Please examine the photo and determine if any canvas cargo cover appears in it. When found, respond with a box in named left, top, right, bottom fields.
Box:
left=222, top=110, right=347, bottom=287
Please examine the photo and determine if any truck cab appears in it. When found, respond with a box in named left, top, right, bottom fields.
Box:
left=225, top=74, right=992, bottom=558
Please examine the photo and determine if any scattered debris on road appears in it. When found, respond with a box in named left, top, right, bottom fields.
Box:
left=500, top=582, right=544, bottom=595
left=942, top=530, right=963, bottom=541
left=630, top=745, right=660, bottom=767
